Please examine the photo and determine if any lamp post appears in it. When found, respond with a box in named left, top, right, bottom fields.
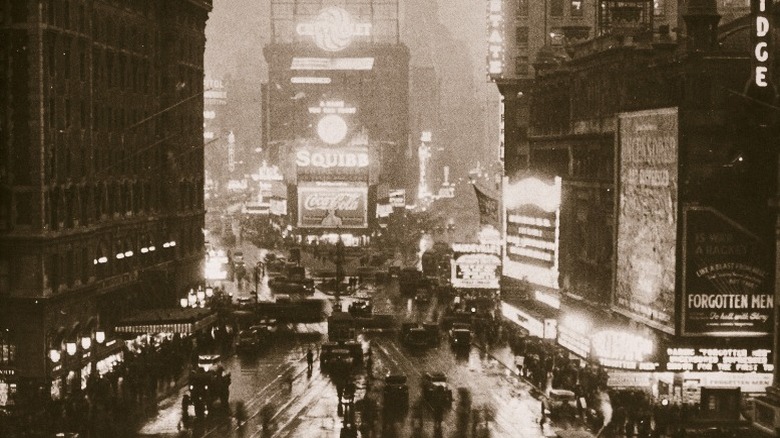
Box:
left=335, top=236, right=345, bottom=310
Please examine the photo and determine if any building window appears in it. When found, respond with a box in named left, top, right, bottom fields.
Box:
left=0, top=259, right=9, bottom=296
left=551, top=0, right=564, bottom=16
left=515, top=56, right=529, bottom=75
left=0, top=328, right=16, bottom=366
left=571, top=0, right=584, bottom=16
left=517, top=0, right=529, bottom=16
left=654, top=0, right=665, bottom=16
left=516, top=26, right=529, bottom=45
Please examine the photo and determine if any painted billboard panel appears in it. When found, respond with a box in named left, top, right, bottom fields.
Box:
left=681, top=207, right=773, bottom=336
left=297, top=183, right=368, bottom=228
left=615, top=108, right=678, bottom=333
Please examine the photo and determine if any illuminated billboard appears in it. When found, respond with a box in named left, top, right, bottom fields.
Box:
left=681, top=206, right=773, bottom=336
left=451, top=243, right=501, bottom=289
left=614, top=108, right=678, bottom=333
left=503, top=176, right=561, bottom=290
left=297, top=183, right=368, bottom=228
left=296, top=6, right=372, bottom=52
left=486, top=0, right=505, bottom=80
left=271, top=0, right=399, bottom=46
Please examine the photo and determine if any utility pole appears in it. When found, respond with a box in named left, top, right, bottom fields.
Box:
left=335, top=236, right=345, bottom=311
left=254, top=262, right=261, bottom=301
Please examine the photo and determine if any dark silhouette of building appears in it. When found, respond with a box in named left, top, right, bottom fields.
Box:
left=0, top=0, right=212, bottom=421
left=496, top=0, right=779, bottom=410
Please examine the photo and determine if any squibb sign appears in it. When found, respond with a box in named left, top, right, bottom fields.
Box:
left=296, top=149, right=369, bottom=169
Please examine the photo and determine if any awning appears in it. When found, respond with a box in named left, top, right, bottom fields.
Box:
left=114, top=308, right=218, bottom=334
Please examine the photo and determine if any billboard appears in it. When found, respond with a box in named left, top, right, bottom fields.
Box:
left=451, top=243, right=501, bottom=289
left=271, top=0, right=399, bottom=46
left=681, top=206, right=773, bottom=336
left=614, top=108, right=678, bottom=332
left=503, top=176, right=561, bottom=290
left=297, top=183, right=368, bottom=228
left=389, top=189, right=405, bottom=207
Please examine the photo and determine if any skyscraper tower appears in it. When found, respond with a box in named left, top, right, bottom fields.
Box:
left=0, top=0, right=211, bottom=419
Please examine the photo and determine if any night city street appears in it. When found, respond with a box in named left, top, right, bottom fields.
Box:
left=1, top=0, right=779, bottom=437
left=136, top=244, right=571, bottom=438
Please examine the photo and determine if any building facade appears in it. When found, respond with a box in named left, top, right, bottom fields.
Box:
left=263, top=0, right=409, bottom=243
left=0, top=0, right=211, bottom=417
left=497, top=0, right=779, bottom=409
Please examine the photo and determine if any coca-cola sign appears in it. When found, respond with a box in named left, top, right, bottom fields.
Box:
left=304, top=193, right=361, bottom=211
left=298, top=185, right=367, bottom=228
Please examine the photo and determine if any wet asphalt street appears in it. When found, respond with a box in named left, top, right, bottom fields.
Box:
left=136, top=243, right=584, bottom=437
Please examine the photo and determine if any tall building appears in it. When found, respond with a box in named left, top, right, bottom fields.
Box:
left=263, top=0, right=409, bottom=244
left=0, top=0, right=211, bottom=417
left=494, top=0, right=779, bottom=414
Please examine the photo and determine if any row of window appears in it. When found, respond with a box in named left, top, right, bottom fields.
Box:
left=516, top=0, right=584, bottom=18
left=515, top=0, right=669, bottom=18
left=45, top=180, right=203, bottom=232
left=44, top=222, right=203, bottom=294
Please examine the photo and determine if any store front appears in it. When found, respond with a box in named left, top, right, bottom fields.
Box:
left=114, top=308, right=218, bottom=337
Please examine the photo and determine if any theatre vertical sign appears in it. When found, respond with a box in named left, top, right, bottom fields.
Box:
left=752, top=0, right=773, bottom=88
left=681, top=207, right=773, bottom=336
left=615, top=108, right=678, bottom=333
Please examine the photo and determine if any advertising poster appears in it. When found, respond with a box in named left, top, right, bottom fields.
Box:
left=681, top=206, right=773, bottom=336
left=297, top=184, right=368, bottom=228
left=451, top=243, right=501, bottom=289
left=389, top=189, right=406, bottom=207
left=615, top=107, right=678, bottom=332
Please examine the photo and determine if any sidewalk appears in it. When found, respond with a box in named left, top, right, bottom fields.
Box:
left=473, top=340, right=596, bottom=436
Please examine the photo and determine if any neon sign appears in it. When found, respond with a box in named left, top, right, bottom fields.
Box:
left=752, top=0, right=772, bottom=87
left=296, top=7, right=372, bottom=52
left=486, top=0, right=505, bottom=79
left=296, top=149, right=369, bottom=169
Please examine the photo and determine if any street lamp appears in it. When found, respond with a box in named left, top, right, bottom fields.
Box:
left=197, top=289, right=206, bottom=302
left=49, top=349, right=61, bottom=363
left=95, top=330, right=106, bottom=344
left=205, top=287, right=214, bottom=298
left=180, top=298, right=189, bottom=308
left=81, top=336, right=92, bottom=351
left=66, top=342, right=77, bottom=356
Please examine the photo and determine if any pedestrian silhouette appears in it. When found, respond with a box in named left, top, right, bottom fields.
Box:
left=306, top=348, right=314, bottom=373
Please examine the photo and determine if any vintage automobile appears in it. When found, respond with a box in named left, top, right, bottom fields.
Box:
left=448, top=322, right=472, bottom=350
left=184, top=355, right=231, bottom=418
left=348, top=299, right=373, bottom=318
left=422, top=372, right=453, bottom=409
left=383, top=374, right=409, bottom=409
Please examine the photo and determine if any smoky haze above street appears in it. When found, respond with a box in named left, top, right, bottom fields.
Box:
left=204, top=0, right=501, bottom=188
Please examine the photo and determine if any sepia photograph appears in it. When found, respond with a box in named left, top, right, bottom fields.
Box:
left=0, top=0, right=778, bottom=437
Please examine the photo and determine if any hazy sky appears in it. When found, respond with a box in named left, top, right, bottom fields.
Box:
left=203, top=0, right=501, bottom=171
